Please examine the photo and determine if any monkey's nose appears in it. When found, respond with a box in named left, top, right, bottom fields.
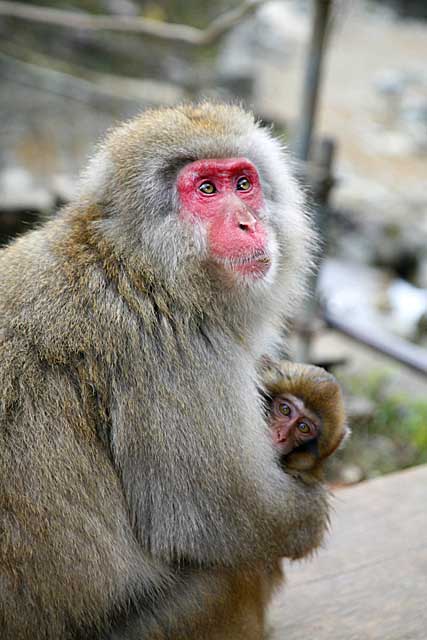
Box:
left=236, top=209, right=257, bottom=233
left=273, top=428, right=288, bottom=445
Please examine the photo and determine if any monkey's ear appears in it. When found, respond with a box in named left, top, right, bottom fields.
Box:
left=320, top=424, right=351, bottom=460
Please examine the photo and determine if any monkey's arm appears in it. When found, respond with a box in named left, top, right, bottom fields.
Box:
left=109, top=356, right=330, bottom=566
left=0, top=345, right=166, bottom=638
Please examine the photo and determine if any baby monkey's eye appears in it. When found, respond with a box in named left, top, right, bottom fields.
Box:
left=297, top=422, right=311, bottom=434
left=199, top=181, right=217, bottom=195
left=279, top=403, right=291, bottom=417
left=236, top=176, right=251, bottom=191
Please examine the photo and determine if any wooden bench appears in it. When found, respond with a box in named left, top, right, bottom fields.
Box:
left=270, top=464, right=427, bottom=639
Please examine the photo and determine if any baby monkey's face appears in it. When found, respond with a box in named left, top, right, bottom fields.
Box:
left=269, top=394, right=320, bottom=456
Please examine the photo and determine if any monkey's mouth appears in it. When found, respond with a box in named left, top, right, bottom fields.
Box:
left=216, top=251, right=272, bottom=278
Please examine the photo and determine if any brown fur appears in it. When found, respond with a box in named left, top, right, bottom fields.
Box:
left=201, top=360, right=348, bottom=640
left=262, top=360, right=348, bottom=478
left=0, top=103, right=332, bottom=639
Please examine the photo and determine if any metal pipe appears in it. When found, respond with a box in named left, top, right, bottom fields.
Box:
left=324, top=309, right=427, bottom=377
left=293, top=1, right=333, bottom=363
left=295, top=0, right=332, bottom=162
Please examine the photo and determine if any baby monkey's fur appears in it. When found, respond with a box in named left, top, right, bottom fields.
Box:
left=263, top=359, right=348, bottom=479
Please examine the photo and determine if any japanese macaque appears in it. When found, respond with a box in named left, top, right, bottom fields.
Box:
left=263, top=360, right=348, bottom=479
left=0, top=103, right=343, bottom=640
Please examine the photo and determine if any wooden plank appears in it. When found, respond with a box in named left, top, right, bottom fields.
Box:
left=270, top=465, right=427, bottom=639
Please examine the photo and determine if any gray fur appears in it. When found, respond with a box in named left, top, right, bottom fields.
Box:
left=0, top=103, right=328, bottom=639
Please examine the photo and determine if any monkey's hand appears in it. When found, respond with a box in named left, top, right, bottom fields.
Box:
left=261, top=359, right=349, bottom=479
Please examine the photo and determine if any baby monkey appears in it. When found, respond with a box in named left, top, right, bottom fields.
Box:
left=262, top=360, right=348, bottom=479
left=218, top=358, right=351, bottom=638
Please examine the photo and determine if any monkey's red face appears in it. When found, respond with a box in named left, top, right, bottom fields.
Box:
left=270, top=394, right=320, bottom=456
left=177, top=158, right=271, bottom=279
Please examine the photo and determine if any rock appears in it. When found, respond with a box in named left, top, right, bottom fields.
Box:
left=401, top=94, right=427, bottom=125
left=416, top=259, right=427, bottom=288
left=216, top=18, right=257, bottom=100
left=0, top=167, right=54, bottom=211
left=339, top=464, right=364, bottom=485
left=374, top=69, right=407, bottom=98
left=387, top=279, right=427, bottom=338
left=346, top=396, right=376, bottom=422
left=415, top=311, right=427, bottom=345
left=104, top=0, right=139, bottom=16
left=51, top=174, right=76, bottom=204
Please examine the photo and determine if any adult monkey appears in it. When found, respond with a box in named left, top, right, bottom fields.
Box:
left=0, top=103, right=334, bottom=639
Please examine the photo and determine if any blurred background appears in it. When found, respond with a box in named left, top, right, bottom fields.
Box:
left=1, top=0, right=426, bottom=484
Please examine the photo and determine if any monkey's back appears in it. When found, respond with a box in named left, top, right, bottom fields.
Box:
left=0, top=224, right=166, bottom=638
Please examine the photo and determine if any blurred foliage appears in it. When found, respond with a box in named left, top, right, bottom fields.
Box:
left=327, top=370, right=427, bottom=483
left=12, top=1, right=239, bottom=27
left=1, top=0, right=238, bottom=83
left=142, top=0, right=238, bottom=27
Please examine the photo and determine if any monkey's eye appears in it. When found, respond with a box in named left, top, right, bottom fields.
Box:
left=236, top=176, right=251, bottom=191
left=279, top=403, right=291, bottom=417
left=297, top=422, right=311, bottom=434
left=199, top=181, right=217, bottom=195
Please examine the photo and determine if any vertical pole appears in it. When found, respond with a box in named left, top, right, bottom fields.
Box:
left=295, top=0, right=332, bottom=163
left=294, top=0, right=333, bottom=363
